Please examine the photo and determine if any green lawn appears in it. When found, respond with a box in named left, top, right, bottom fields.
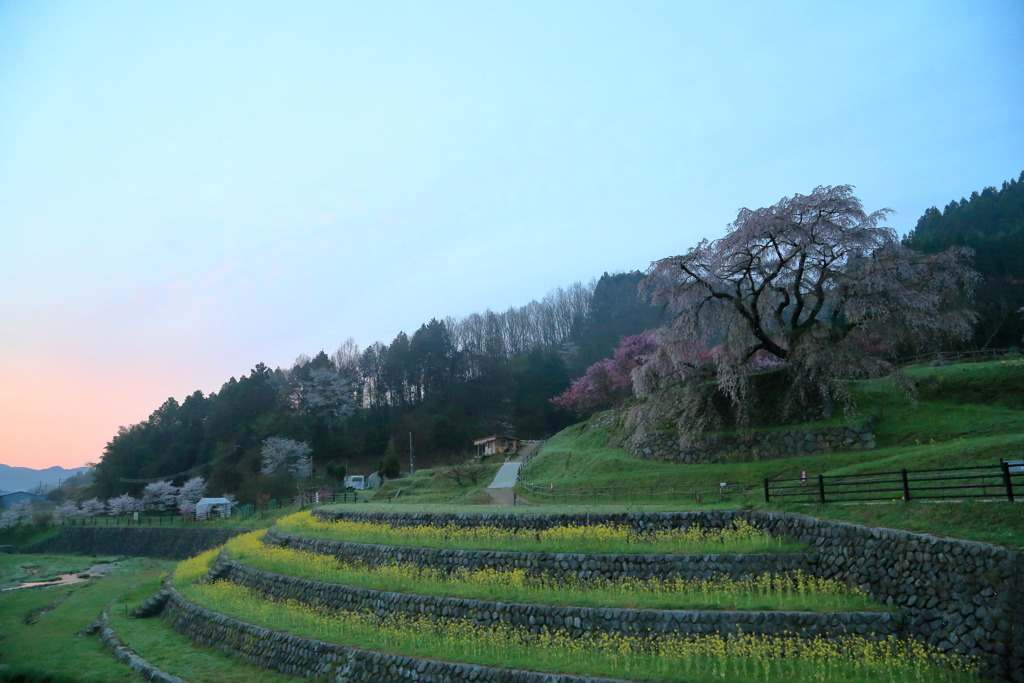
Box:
left=0, top=558, right=172, bottom=682
left=512, top=360, right=1024, bottom=548
left=0, top=554, right=302, bottom=683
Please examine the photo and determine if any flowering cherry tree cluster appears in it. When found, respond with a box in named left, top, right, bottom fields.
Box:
left=551, top=332, right=658, bottom=414
left=260, top=436, right=313, bottom=478
left=11, top=476, right=221, bottom=528
left=142, top=481, right=179, bottom=512
left=0, top=500, right=35, bottom=529
left=636, top=185, right=979, bottom=439
left=107, top=493, right=143, bottom=516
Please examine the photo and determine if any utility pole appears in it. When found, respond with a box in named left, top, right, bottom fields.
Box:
left=408, top=432, right=415, bottom=475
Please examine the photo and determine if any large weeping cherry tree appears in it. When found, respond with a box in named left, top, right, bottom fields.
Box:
left=636, top=185, right=978, bottom=441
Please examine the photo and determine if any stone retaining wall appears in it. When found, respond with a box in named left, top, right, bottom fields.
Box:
left=24, top=526, right=245, bottom=559
left=625, top=422, right=876, bottom=463
left=219, top=556, right=902, bottom=641
left=97, top=610, right=185, bottom=683
left=265, top=528, right=815, bottom=581
left=161, top=588, right=628, bottom=682
left=309, top=507, right=748, bottom=531
left=307, top=508, right=1024, bottom=680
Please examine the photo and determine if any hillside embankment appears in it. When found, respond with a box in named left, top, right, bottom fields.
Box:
left=24, top=527, right=245, bottom=559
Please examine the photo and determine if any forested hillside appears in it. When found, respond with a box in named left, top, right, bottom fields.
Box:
left=90, top=174, right=1023, bottom=506
left=903, top=171, right=1024, bottom=349
left=91, top=272, right=660, bottom=502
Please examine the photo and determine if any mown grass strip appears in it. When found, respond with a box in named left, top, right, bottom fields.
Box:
left=274, top=511, right=802, bottom=554
left=177, top=578, right=979, bottom=683
left=104, top=567, right=301, bottom=683
left=225, top=531, right=884, bottom=612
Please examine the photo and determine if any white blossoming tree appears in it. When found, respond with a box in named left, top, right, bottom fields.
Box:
left=79, top=498, right=106, bottom=517
left=107, top=493, right=143, bottom=516
left=141, top=481, right=178, bottom=513
left=52, top=500, right=81, bottom=522
left=260, top=436, right=313, bottom=479
left=0, top=500, right=35, bottom=529
left=176, top=476, right=207, bottom=508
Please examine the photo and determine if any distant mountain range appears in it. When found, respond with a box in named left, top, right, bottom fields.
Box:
left=0, top=464, right=90, bottom=494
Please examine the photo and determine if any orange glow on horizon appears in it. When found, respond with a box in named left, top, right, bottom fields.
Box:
left=0, top=358, right=211, bottom=470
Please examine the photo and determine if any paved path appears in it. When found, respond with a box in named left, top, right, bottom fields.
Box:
left=482, top=442, right=539, bottom=505
left=486, top=462, right=522, bottom=488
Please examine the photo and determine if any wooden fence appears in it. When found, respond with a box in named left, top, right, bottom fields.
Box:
left=764, top=461, right=1023, bottom=504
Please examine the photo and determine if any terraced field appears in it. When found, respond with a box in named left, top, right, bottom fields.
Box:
left=116, top=508, right=1000, bottom=682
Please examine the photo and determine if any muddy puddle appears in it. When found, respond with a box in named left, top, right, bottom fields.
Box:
left=2, top=562, right=120, bottom=592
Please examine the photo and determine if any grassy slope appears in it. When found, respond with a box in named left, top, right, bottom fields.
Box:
left=0, top=554, right=302, bottom=683
left=371, top=460, right=503, bottom=504
left=0, top=558, right=172, bottom=682
left=518, top=359, right=1024, bottom=548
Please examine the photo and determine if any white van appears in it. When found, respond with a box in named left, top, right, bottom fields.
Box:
left=344, top=475, right=365, bottom=490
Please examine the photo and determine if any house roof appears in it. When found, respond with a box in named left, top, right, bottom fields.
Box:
left=195, top=497, right=232, bottom=506
left=473, top=435, right=519, bottom=445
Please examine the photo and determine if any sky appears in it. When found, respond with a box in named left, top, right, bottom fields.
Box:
left=0, top=1, right=1021, bottom=471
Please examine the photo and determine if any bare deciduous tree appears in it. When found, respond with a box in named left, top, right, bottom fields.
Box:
left=637, top=185, right=978, bottom=439
left=442, top=463, right=487, bottom=487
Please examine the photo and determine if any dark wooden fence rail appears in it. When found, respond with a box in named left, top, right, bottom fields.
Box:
left=764, top=461, right=1022, bottom=504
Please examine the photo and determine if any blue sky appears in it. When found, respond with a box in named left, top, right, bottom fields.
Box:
left=0, top=0, right=1021, bottom=470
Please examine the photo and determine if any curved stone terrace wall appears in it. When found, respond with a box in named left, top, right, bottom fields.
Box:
left=97, top=610, right=185, bottom=683
left=310, top=507, right=766, bottom=532
left=218, top=556, right=901, bottom=642
left=161, top=588, right=629, bottom=682
left=305, top=508, right=1023, bottom=680
left=265, top=528, right=815, bottom=581
left=625, top=422, right=876, bottom=463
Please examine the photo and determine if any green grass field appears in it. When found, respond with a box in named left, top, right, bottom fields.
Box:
left=0, top=554, right=302, bottom=682
left=359, top=361, right=1024, bottom=551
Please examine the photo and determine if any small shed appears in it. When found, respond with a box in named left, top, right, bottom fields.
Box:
left=195, top=497, right=234, bottom=520
left=472, top=435, right=520, bottom=457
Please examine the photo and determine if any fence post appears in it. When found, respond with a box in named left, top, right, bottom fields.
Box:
left=902, top=469, right=911, bottom=501
left=763, top=479, right=770, bottom=503
left=817, top=474, right=826, bottom=504
left=1002, top=460, right=1015, bottom=503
